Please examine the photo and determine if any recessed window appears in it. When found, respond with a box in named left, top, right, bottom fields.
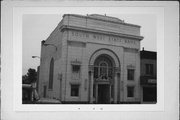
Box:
left=146, top=64, right=153, bottom=75
left=71, top=85, right=79, bottom=97
left=127, top=86, right=134, bottom=97
left=127, top=69, right=134, bottom=80
left=48, top=58, right=54, bottom=89
left=93, top=56, right=113, bottom=80
left=72, top=65, right=81, bottom=79
left=72, top=65, right=80, bottom=73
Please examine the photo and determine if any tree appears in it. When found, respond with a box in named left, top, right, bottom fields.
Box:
left=22, top=74, right=29, bottom=84
left=22, top=68, right=37, bottom=84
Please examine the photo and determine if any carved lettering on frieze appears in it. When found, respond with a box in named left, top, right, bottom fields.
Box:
left=71, top=31, right=137, bottom=45
left=72, top=31, right=89, bottom=38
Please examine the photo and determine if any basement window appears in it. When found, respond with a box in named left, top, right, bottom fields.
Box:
left=71, top=85, right=79, bottom=97
left=127, top=86, right=134, bottom=97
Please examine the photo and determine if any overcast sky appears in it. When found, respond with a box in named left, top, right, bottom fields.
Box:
left=23, top=14, right=156, bottom=75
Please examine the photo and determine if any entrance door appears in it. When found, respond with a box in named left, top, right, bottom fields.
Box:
left=98, top=84, right=110, bottom=104
left=143, top=86, right=157, bottom=102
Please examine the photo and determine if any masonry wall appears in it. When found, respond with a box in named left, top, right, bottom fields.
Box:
left=38, top=21, right=64, bottom=99
left=123, top=49, right=141, bottom=102
left=39, top=14, right=143, bottom=103
left=61, top=29, right=141, bottom=102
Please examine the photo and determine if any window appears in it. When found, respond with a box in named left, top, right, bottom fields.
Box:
left=127, top=69, right=134, bottom=80
left=146, top=64, right=153, bottom=75
left=72, top=65, right=80, bottom=73
left=94, top=67, right=98, bottom=79
left=71, top=85, right=79, bottom=97
left=99, top=62, right=108, bottom=79
left=72, top=65, right=80, bottom=79
left=93, top=56, right=114, bottom=80
left=48, top=58, right=54, bottom=89
left=127, top=86, right=134, bottom=97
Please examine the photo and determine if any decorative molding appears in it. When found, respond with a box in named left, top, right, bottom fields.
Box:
left=89, top=48, right=120, bottom=67
left=60, top=25, right=143, bottom=40
left=124, top=48, right=139, bottom=53
left=69, top=81, right=81, bottom=85
left=71, top=59, right=82, bottom=65
left=63, top=14, right=141, bottom=28
left=67, top=40, right=86, bottom=48
left=115, top=67, right=121, bottom=73
left=88, top=65, right=94, bottom=72
left=127, top=64, right=135, bottom=69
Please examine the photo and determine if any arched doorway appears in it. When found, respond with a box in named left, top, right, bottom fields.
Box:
left=89, top=49, right=121, bottom=104
left=93, top=55, right=115, bottom=104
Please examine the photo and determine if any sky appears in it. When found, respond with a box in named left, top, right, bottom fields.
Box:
left=23, top=14, right=156, bottom=75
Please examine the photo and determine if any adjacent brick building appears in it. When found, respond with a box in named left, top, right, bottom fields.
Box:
left=140, top=49, right=157, bottom=103
left=38, top=14, right=144, bottom=104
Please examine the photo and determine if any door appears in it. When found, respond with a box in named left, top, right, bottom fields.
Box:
left=143, top=86, right=157, bottom=102
left=98, top=84, right=110, bottom=104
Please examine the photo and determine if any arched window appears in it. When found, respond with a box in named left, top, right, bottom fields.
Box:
left=99, top=61, right=108, bottom=78
left=49, top=58, right=54, bottom=89
left=94, top=55, right=114, bottom=79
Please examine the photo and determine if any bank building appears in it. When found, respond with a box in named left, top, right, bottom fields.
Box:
left=38, top=14, right=144, bottom=104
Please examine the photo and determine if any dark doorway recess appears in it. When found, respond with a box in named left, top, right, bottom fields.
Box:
left=143, top=87, right=157, bottom=102
left=98, top=84, right=110, bottom=104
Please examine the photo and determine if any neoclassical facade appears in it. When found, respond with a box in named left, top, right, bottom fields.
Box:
left=38, top=14, right=143, bottom=104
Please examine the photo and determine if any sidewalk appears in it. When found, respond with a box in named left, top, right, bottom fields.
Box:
left=36, top=98, right=61, bottom=104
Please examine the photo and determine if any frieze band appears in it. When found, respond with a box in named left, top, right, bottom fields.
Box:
left=71, top=31, right=136, bottom=44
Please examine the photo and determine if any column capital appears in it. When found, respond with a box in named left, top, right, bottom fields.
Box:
left=114, top=67, right=121, bottom=73
left=89, top=65, right=94, bottom=73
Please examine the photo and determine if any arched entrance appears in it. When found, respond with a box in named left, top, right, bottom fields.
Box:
left=89, top=49, right=120, bottom=104
left=94, top=55, right=115, bottom=103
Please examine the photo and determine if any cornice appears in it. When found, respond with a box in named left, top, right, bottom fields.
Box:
left=63, top=14, right=141, bottom=28
left=60, top=25, right=144, bottom=40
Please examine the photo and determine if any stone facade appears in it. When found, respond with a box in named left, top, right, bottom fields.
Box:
left=38, top=14, right=143, bottom=104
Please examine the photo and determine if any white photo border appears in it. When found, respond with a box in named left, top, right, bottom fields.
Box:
left=13, top=5, right=164, bottom=111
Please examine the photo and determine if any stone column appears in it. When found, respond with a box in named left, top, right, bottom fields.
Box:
left=89, top=66, right=94, bottom=103
left=109, top=85, right=111, bottom=103
left=95, top=84, right=98, bottom=103
left=114, top=67, right=120, bottom=103
left=113, top=73, right=118, bottom=103
left=117, top=73, right=121, bottom=103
